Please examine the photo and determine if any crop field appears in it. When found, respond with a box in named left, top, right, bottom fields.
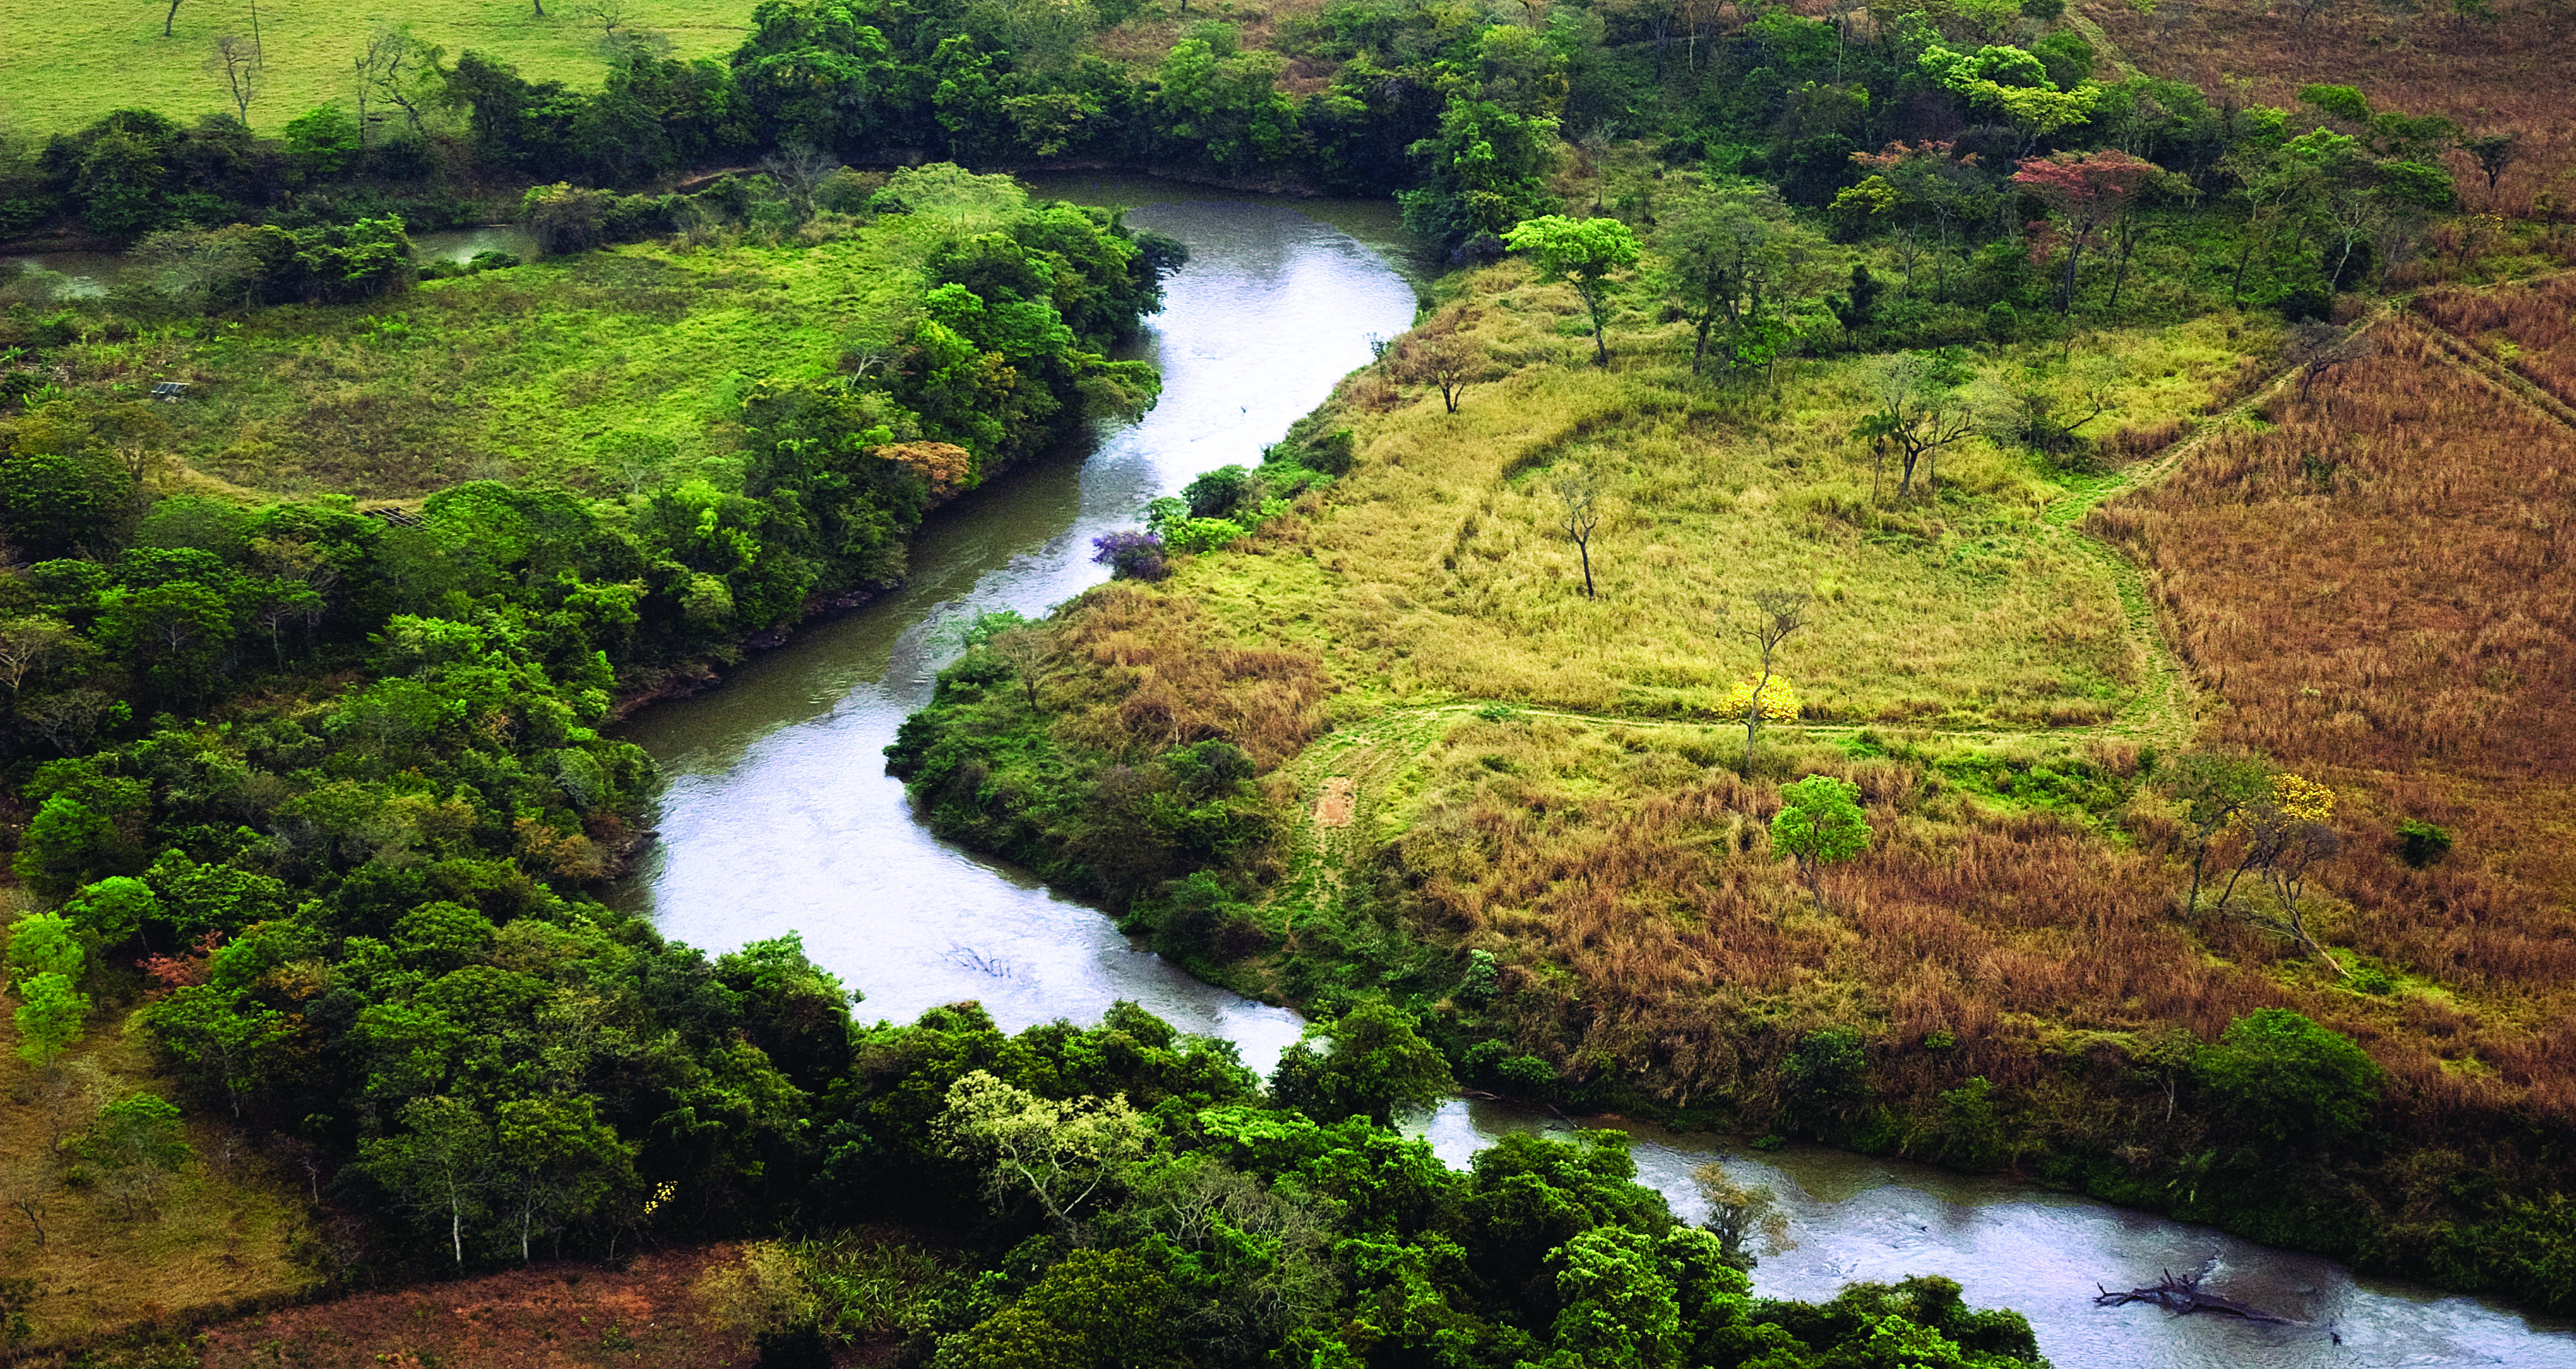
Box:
left=0, top=0, right=750, bottom=136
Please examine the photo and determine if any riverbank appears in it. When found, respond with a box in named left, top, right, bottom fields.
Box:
left=885, top=240, right=2576, bottom=1314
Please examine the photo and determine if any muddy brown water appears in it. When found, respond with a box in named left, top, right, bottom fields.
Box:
left=611, top=181, right=2576, bottom=1369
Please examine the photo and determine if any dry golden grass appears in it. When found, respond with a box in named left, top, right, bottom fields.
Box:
left=1143, top=261, right=2257, bottom=733
left=0, top=1000, right=317, bottom=1347
left=2415, top=272, right=2576, bottom=408
left=2091, top=319, right=2576, bottom=1121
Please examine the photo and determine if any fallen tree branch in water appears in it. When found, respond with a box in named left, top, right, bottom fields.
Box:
left=2095, top=1269, right=2309, bottom=1325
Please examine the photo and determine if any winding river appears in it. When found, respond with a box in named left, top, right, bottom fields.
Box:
left=615, top=179, right=2576, bottom=1369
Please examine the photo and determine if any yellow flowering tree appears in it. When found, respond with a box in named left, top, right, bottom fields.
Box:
left=2213, top=772, right=2347, bottom=977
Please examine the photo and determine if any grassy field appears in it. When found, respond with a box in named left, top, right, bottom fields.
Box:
left=1136, top=260, right=2261, bottom=734
left=0, top=0, right=750, bottom=136
left=0, top=975, right=317, bottom=1347
left=60, top=216, right=955, bottom=501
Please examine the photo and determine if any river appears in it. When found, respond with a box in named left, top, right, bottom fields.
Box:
left=614, top=179, right=2576, bottom=1369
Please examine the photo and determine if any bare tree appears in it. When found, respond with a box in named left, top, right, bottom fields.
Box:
left=574, top=0, right=633, bottom=38
left=2285, top=323, right=2377, bottom=406
left=1549, top=466, right=1602, bottom=598
left=760, top=144, right=839, bottom=223
left=362, top=27, right=440, bottom=138
left=1395, top=332, right=1482, bottom=413
left=1854, top=350, right=1978, bottom=502
left=1725, top=588, right=1808, bottom=762
left=163, top=0, right=186, bottom=37
left=211, top=34, right=259, bottom=126
left=989, top=626, right=1052, bottom=709
left=1693, top=1162, right=1792, bottom=1271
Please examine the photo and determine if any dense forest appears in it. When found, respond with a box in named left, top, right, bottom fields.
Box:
left=2, top=0, right=2573, bottom=1360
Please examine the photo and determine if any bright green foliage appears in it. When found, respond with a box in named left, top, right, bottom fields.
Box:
left=1770, top=775, right=1873, bottom=913
left=5, top=913, right=82, bottom=988
left=138, top=984, right=296, bottom=1119
left=2193, top=1009, right=2384, bottom=1148
left=1504, top=215, right=1644, bottom=367
left=938, top=1247, right=1190, bottom=1369
left=1270, top=1002, right=1455, bottom=1127
left=83, top=1093, right=192, bottom=1171
left=62, top=877, right=157, bottom=946
left=11, top=972, right=88, bottom=1071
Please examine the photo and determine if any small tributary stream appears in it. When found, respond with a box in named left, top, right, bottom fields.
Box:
left=615, top=179, right=2576, bottom=1369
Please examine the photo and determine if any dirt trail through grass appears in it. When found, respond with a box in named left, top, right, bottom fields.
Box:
left=1283, top=359, right=2327, bottom=854
left=2409, top=306, right=2576, bottom=432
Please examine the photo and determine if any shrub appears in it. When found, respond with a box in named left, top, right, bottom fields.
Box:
left=2396, top=818, right=2453, bottom=867
left=1180, top=464, right=1253, bottom=519
left=1090, top=530, right=1167, bottom=581
left=2193, top=1008, right=2384, bottom=1148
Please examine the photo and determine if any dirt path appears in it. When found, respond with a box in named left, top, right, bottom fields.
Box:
left=2408, top=309, right=2576, bottom=432
left=1275, top=353, right=2341, bottom=863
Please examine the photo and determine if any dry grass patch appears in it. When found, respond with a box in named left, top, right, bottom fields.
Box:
left=0, top=1002, right=316, bottom=1347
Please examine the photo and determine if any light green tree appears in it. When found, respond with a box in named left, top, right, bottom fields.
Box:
left=13, top=972, right=88, bottom=1072
left=1269, top=1001, right=1454, bottom=1127
left=1504, top=215, right=1643, bottom=367
left=6, top=912, right=83, bottom=988
left=82, top=1093, right=193, bottom=1218
left=936, top=1071, right=1153, bottom=1235
left=495, top=1096, right=635, bottom=1263
left=360, top=1095, right=499, bottom=1269
left=1770, top=775, right=1873, bottom=914
left=64, top=876, right=159, bottom=949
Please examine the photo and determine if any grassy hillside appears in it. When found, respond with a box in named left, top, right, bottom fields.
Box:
left=0, top=961, right=317, bottom=1346
left=890, top=243, right=2576, bottom=1297
left=0, top=0, right=749, bottom=135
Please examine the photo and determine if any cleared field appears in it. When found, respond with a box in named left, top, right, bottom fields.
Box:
left=0, top=0, right=750, bottom=135
left=72, top=220, right=940, bottom=499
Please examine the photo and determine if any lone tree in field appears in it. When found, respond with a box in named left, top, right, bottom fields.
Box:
left=1771, top=774, right=1872, bottom=914
left=2163, top=751, right=2273, bottom=913
left=2212, top=773, right=2348, bottom=978
left=1397, top=331, right=1483, bottom=413
left=1504, top=215, right=1642, bottom=367
left=1549, top=465, right=1603, bottom=598
left=1854, top=348, right=1977, bottom=502
left=1724, top=588, right=1808, bottom=762
left=211, top=34, right=259, bottom=126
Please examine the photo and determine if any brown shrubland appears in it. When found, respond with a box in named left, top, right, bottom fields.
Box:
left=2082, top=0, right=2576, bottom=222
left=2414, top=273, right=2576, bottom=407
left=2090, top=319, right=2576, bottom=1123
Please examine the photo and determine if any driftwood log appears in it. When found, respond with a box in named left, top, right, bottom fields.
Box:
left=2095, top=1268, right=2310, bottom=1326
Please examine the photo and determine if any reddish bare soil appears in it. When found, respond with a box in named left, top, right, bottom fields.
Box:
left=196, top=1247, right=758, bottom=1369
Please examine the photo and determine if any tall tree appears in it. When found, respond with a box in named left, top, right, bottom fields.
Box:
left=1505, top=215, right=1643, bottom=367
left=1854, top=349, right=1977, bottom=501
left=2010, top=149, right=2171, bottom=314
left=1549, top=465, right=1603, bottom=598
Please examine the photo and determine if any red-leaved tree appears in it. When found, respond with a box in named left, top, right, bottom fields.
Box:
left=2011, top=149, right=2171, bottom=315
